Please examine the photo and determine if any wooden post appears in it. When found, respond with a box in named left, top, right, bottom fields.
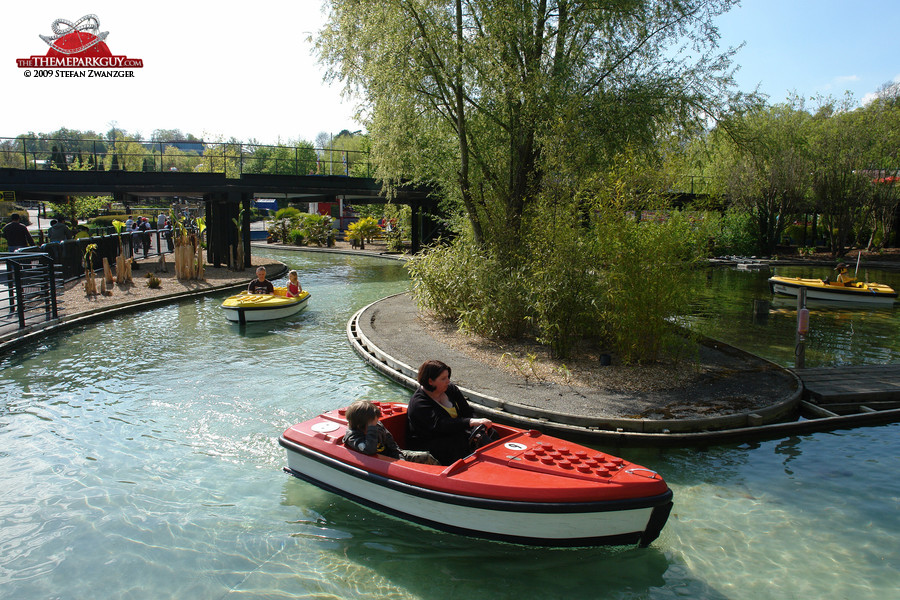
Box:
left=102, top=257, right=114, bottom=283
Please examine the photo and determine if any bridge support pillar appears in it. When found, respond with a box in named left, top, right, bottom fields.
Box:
left=205, top=191, right=252, bottom=269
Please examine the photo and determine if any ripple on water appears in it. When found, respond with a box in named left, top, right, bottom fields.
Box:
left=1, top=251, right=898, bottom=599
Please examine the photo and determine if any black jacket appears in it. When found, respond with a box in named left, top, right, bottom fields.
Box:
left=342, top=422, right=401, bottom=459
left=407, top=383, right=474, bottom=465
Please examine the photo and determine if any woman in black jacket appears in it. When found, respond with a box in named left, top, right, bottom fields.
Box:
left=406, top=360, right=493, bottom=465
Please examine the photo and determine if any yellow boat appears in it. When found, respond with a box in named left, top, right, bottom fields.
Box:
left=220, top=288, right=310, bottom=324
left=768, top=276, right=897, bottom=306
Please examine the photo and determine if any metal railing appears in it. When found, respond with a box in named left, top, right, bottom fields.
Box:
left=1, top=252, right=63, bottom=333
left=0, top=136, right=373, bottom=178
left=18, top=227, right=180, bottom=281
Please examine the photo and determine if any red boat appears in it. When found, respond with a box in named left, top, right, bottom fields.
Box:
left=279, top=401, right=673, bottom=547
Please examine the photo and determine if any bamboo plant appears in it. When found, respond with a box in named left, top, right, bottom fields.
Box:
left=111, top=220, right=133, bottom=283
left=83, top=243, right=98, bottom=295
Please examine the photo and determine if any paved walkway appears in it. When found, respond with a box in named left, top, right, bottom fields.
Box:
left=348, top=292, right=811, bottom=446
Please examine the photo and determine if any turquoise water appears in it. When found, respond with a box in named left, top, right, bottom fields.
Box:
left=1, top=250, right=898, bottom=599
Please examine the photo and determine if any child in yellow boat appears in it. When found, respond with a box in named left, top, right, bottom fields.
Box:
left=343, top=400, right=439, bottom=464
left=286, top=270, right=303, bottom=298
left=835, top=263, right=856, bottom=285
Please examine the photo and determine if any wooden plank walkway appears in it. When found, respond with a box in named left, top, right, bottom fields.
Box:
left=797, top=364, right=900, bottom=413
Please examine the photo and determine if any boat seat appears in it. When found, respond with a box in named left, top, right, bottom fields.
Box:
left=379, top=412, right=408, bottom=450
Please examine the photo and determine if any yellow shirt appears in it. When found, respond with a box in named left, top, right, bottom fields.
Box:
left=438, top=403, right=458, bottom=418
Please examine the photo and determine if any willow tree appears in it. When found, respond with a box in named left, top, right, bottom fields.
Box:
left=319, top=0, right=739, bottom=254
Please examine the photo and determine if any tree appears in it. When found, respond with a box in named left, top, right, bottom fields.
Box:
left=857, top=96, right=900, bottom=249
left=49, top=196, right=110, bottom=229
left=245, top=141, right=318, bottom=175
left=319, top=0, right=740, bottom=256
left=809, top=97, right=875, bottom=257
left=708, top=100, right=813, bottom=255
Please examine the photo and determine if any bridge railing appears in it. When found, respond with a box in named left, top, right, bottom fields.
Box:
left=0, top=137, right=372, bottom=178
left=1, top=252, right=63, bottom=333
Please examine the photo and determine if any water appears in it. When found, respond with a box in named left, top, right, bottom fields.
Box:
left=690, top=264, right=900, bottom=367
left=1, top=250, right=898, bottom=599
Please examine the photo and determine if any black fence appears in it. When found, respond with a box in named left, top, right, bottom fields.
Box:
left=19, top=228, right=177, bottom=281
left=1, top=252, right=63, bottom=333
left=0, top=136, right=372, bottom=178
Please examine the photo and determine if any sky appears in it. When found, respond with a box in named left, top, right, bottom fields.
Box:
left=1, top=1, right=898, bottom=146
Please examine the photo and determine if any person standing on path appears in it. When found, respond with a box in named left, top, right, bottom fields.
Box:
left=47, top=219, right=70, bottom=243
left=2, top=213, right=35, bottom=251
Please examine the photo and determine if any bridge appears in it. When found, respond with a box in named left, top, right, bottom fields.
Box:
left=0, top=137, right=441, bottom=262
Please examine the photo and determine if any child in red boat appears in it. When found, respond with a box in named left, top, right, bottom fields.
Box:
left=285, top=270, right=303, bottom=298
left=343, top=400, right=439, bottom=465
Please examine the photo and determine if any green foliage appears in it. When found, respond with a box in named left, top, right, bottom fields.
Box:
left=48, top=195, right=110, bottom=225
left=698, top=93, right=900, bottom=256
left=147, top=273, right=162, bottom=289
left=301, top=214, right=334, bottom=247
left=346, top=216, right=382, bottom=249
left=83, top=243, right=98, bottom=269
left=407, top=237, right=528, bottom=338
left=593, top=210, right=704, bottom=364
left=289, top=229, right=305, bottom=246
left=320, top=0, right=738, bottom=253
left=269, top=207, right=302, bottom=244
left=385, top=228, right=405, bottom=252
left=408, top=153, right=710, bottom=362
left=92, top=215, right=131, bottom=228
left=1, top=206, right=30, bottom=225
left=246, top=142, right=318, bottom=175
left=523, top=201, right=604, bottom=357
left=705, top=208, right=758, bottom=256
left=274, top=207, right=302, bottom=221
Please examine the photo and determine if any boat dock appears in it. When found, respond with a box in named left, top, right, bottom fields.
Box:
left=797, top=364, right=900, bottom=416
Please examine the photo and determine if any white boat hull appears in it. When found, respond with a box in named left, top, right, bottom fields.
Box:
left=769, top=281, right=896, bottom=306
left=282, top=441, right=671, bottom=547
left=221, top=295, right=309, bottom=323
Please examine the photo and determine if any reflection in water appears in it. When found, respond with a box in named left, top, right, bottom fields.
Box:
left=0, top=250, right=897, bottom=599
left=690, top=265, right=900, bottom=367
left=773, top=435, right=804, bottom=476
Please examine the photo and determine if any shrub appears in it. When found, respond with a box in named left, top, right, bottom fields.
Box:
left=90, top=214, right=131, bottom=228
left=524, top=202, right=604, bottom=357
left=407, top=235, right=528, bottom=338
left=2, top=208, right=31, bottom=226
left=385, top=227, right=405, bottom=252
left=707, top=208, right=757, bottom=256
left=594, top=210, right=703, bottom=364
left=274, top=207, right=302, bottom=221
left=289, top=228, right=306, bottom=246
left=346, top=216, right=382, bottom=249
left=301, top=214, right=334, bottom=246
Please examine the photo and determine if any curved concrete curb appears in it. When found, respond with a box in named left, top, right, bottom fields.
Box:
left=250, top=241, right=408, bottom=262
left=0, top=264, right=288, bottom=355
left=347, top=294, right=900, bottom=447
